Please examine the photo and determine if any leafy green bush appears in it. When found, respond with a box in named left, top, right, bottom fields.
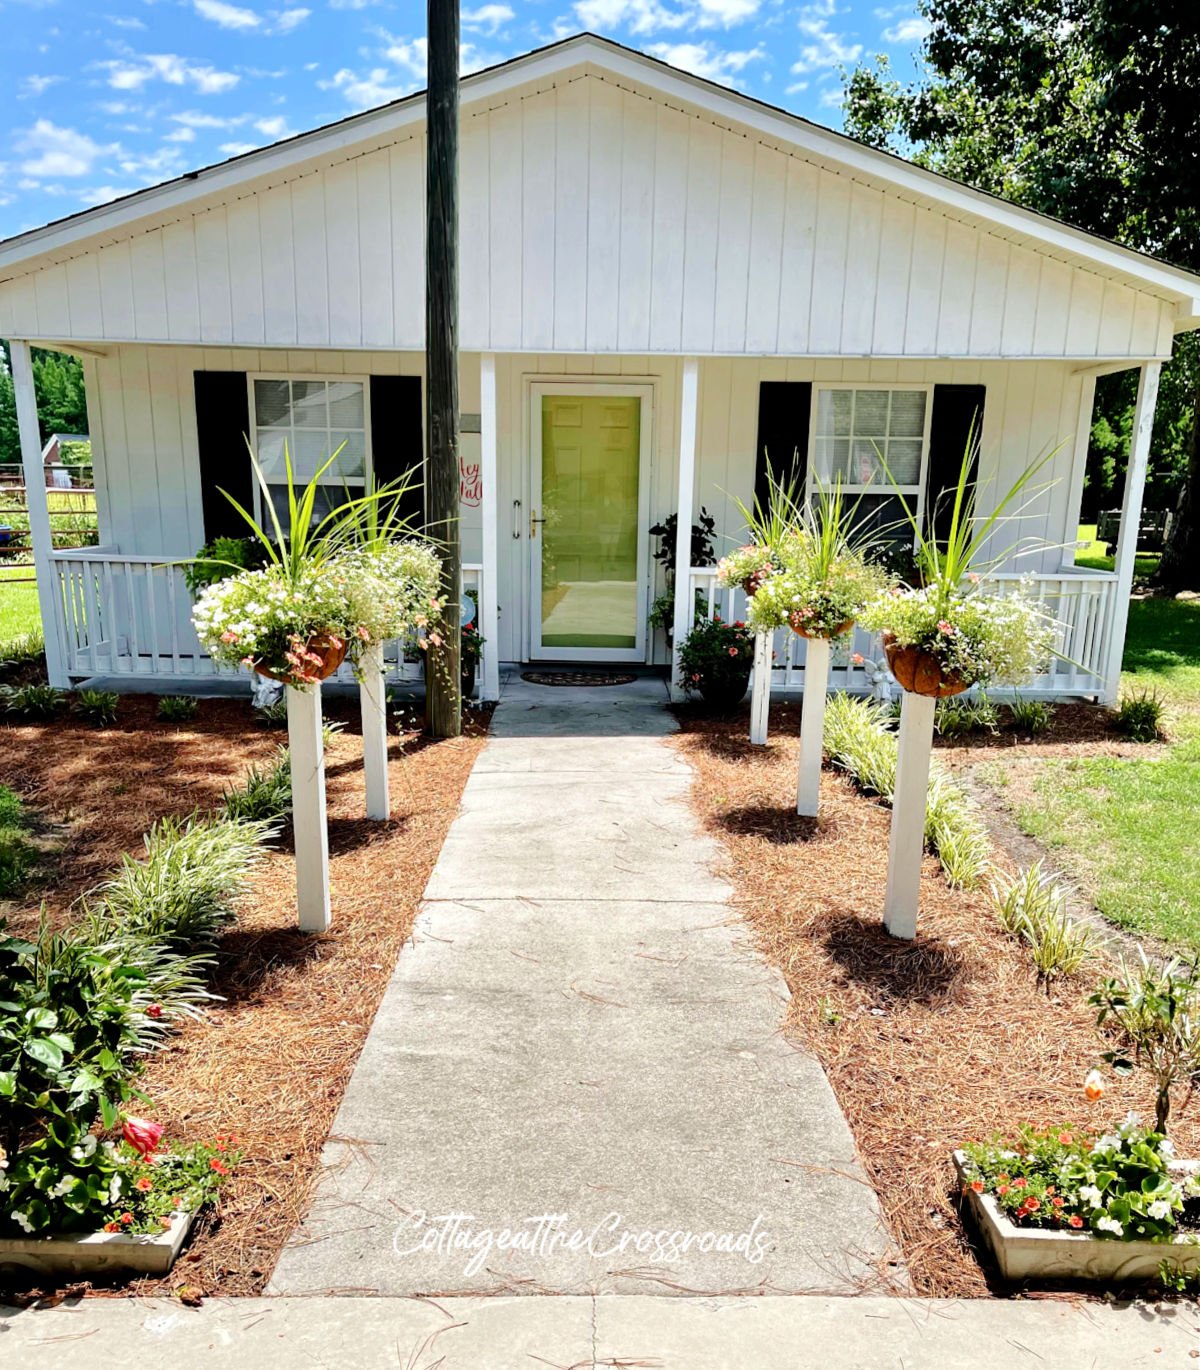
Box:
left=222, top=747, right=292, bottom=824
left=1113, top=688, right=1165, bottom=742
left=73, top=687, right=119, bottom=728
left=934, top=691, right=999, bottom=738
left=156, top=694, right=199, bottom=723
left=989, top=861, right=1095, bottom=985
left=1008, top=694, right=1054, bottom=734
left=0, top=783, right=38, bottom=897
left=0, top=630, right=45, bottom=668
left=183, top=535, right=268, bottom=594
left=254, top=698, right=289, bottom=729
left=1, top=682, right=66, bottom=719
left=823, top=693, right=990, bottom=887
left=95, top=814, right=272, bottom=951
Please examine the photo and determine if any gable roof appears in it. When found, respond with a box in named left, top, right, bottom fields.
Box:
left=2, top=31, right=1199, bottom=319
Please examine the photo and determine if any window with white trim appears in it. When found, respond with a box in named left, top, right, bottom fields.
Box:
left=250, top=377, right=371, bottom=526
left=809, top=385, right=932, bottom=546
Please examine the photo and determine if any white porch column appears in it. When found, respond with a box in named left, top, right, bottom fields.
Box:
left=479, top=352, right=501, bottom=702
left=883, top=690, right=937, bottom=940
left=1101, top=360, right=1161, bottom=706
left=359, top=642, right=390, bottom=820
left=670, top=357, right=700, bottom=702
left=749, top=631, right=771, bottom=744
left=795, top=636, right=830, bottom=816
left=11, top=340, right=68, bottom=687
left=287, top=683, right=332, bottom=932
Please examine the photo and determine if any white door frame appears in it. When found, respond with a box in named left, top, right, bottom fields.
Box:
left=527, top=380, right=654, bottom=664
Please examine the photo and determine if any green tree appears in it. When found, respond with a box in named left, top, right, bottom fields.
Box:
left=0, top=344, right=89, bottom=466
left=843, top=1, right=1200, bottom=588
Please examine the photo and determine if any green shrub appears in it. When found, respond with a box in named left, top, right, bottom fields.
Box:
left=222, top=747, right=292, bottom=824
left=0, top=784, right=37, bottom=898
left=157, top=694, right=199, bottom=722
left=0, top=630, right=45, bottom=668
left=73, top=688, right=119, bottom=728
left=183, top=535, right=268, bottom=594
left=989, top=861, right=1096, bottom=987
left=823, top=693, right=990, bottom=888
left=1008, top=695, right=1054, bottom=734
left=1, top=683, right=66, bottom=719
left=934, top=691, right=999, bottom=738
left=1113, top=689, right=1165, bottom=742
left=94, top=814, right=272, bottom=951
left=255, top=698, right=289, bottom=729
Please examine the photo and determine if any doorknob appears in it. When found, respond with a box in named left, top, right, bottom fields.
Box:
left=530, top=508, right=546, bottom=539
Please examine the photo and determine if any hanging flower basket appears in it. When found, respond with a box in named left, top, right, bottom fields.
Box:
left=254, top=631, right=347, bottom=686
left=789, top=611, right=854, bottom=640
left=881, top=631, right=968, bottom=698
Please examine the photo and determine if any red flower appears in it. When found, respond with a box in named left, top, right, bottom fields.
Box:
left=728, top=647, right=739, bottom=657
left=970, top=1180, right=984, bottom=1193
left=1068, top=1215, right=1084, bottom=1229
left=1051, top=1196, right=1065, bottom=1208
left=1024, top=1198, right=1040, bottom=1212
left=122, top=1116, right=164, bottom=1160
left=147, top=1003, right=163, bottom=1019
left=210, top=1159, right=230, bottom=1175
left=119, top=1212, right=134, bottom=1225
left=103, top=1221, right=121, bottom=1233
left=996, top=1184, right=1010, bottom=1196
left=135, top=1176, right=154, bottom=1192
left=1012, top=1177, right=1027, bottom=1189
left=1057, top=1132, right=1072, bottom=1145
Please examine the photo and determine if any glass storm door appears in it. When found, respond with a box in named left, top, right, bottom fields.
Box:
left=529, top=388, right=650, bottom=663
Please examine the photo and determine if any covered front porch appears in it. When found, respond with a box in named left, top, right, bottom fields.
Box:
left=10, top=342, right=1157, bottom=708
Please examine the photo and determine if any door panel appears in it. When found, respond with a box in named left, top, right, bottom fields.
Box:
left=531, top=390, right=648, bottom=661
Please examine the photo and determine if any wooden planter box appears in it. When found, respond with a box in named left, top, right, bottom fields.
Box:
left=953, top=1151, right=1200, bottom=1284
left=0, top=1210, right=194, bottom=1280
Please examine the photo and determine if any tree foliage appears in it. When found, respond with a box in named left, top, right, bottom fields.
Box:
left=0, top=344, right=89, bottom=466
left=843, top=1, right=1200, bottom=586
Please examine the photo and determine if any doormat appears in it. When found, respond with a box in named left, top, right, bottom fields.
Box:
left=521, top=670, right=637, bottom=687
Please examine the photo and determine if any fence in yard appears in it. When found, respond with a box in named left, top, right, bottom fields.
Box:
left=0, top=477, right=99, bottom=568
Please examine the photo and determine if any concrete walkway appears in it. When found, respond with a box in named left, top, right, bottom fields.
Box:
left=4, top=1294, right=1196, bottom=1368
left=271, top=674, right=895, bottom=1296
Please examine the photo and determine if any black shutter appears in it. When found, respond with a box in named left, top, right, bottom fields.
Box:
left=370, top=375, right=425, bottom=530
left=926, top=384, right=986, bottom=545
left=194, top=371, right=253, bottom=542
left=754, top=381, right=812, bottom=512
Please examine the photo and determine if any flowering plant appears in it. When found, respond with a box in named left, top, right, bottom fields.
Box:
left=859, top=580, right=1056, bottom=688
left=960, top=1117, right=1198, bottom=1241
left=676, top=615, right=755, bottom=697
left=747, top=557, right=884, bottom=639
left=335, top=540, right=444, bottom=649
left=1, top=1122, right=240, bottom=1237
left=716, top=543, right=779, bottom=597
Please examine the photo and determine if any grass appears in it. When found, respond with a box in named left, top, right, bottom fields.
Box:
left=0, top=783, right=39, bottom=898
left=1074, top=522, right=1160, bottom=580
left=0, top=580, right=41, bottom=643
left=1002, top=584, right=1200, bottom=948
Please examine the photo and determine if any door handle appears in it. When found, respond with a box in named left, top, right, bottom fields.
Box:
left=530, top=508, right=547, bottom=539
left=512, top=499, right=522, bottom=539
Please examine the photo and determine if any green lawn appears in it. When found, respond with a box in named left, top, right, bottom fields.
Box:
left=1074, top=522, right=1160, bottom=580
left=0, top=578, right=41, bottom=645
left=1006, top=591, right=1200, bottom=948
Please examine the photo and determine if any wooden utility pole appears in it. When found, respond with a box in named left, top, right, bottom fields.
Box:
left=425, top=0, right=462, bottom=738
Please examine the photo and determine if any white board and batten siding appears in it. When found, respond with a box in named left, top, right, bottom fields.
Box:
left=0, top=75, right=1181, bottom=362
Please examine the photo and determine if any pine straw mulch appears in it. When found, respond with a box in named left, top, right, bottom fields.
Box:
left=0, top=693, right=490, bottom=1298
left=671, top=700, right=1200, bottom=1300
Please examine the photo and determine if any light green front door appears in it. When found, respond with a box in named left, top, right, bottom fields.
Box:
left=531, top=391, right=647, bottom=661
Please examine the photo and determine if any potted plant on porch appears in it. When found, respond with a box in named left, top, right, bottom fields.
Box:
left=677, top=615, right=755, bottom=711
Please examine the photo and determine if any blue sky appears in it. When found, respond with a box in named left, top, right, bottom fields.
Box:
left=0, top=0, right=930, bottom=241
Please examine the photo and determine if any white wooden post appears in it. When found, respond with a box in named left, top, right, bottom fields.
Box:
left=479, top=352, right=501, bottom=702
left=287, top=683, right=331, bottom=933
left=1062, top=372, right=1098, bottom=569
left=883, top=690, right=937, bottom=940
left=1101, top=360, right=1161, bottom=706
left=11, top=340, right=69, bottom=687
left=359, top=642, right=389, bottom=820
left=749, top=630, right=771, bottom=744
left=796, top=635, right=830, bottom=816
left=670, top=358, right=700, bottom=702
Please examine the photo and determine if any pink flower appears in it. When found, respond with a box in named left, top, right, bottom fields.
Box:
left=728, top=647, right=739, bottom=657
left=122, top=1116, right=164, bottom=1160
left=220, top=631, right=238, bottom=644
left=937, top=620, right=956, bottom=635
left=851, top=653, right=864, bottom=665
left=967, top=572, right=981, bottom=584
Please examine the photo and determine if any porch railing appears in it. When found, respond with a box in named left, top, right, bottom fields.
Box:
left=50, top=549, right=485, bottom=691
left=685, top=565, right=1117, bottom=699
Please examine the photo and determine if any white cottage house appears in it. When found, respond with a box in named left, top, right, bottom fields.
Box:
left=2, top=33, right=1197, bottom=705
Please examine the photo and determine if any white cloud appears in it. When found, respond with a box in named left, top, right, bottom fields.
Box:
left=194, top=0, right=260, bottom=29
left=328, top=0, right=380, bottom=7
left=117, top=144, right=189, bottom=183
left=101, top=54, right=241, bottom=94
left=16, top=120, right=114, bottom=178
left=462, top=3, right=513, bottom=34
left=107, top=14, right=147, bottom=29
left=791, top=3, right=863, bottom=74
left=219, top=140, right=260, bottom=155
left=272, top=7, right=310, bottom=31
left=164, top=126, right=197, bottom=142
left=170, top=109, right=248, bottom=128
left=381, top=36, right=428, bottom=81
left=819, top=85, right=844, bottom=108
left=645, top=40, right=764, bottom=85
left=79, top=185, right=137, bottom=206
left=882, top=15, right=930, bottom=43
left=321, top=66, right=412, bottom=108
left=573, top=0, right=758, bottom=34
left=254, top=114, right=295, bottom=138
left=20, top=74, right=64, bottom=98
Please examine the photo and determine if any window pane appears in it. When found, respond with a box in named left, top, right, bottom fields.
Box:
left=269, top=482, right=365, bottom=528
left=290, top=380, right=328, bottom=429
left=329, top=430, right=366, bottom=477
left=254, top=379, right=290, bottom=427
left=889, top=389, right=926, bottom=438
left=328, top=381, right=365, bottom=429
left=887, top=439, right=923, bottom=484
left=849, top=493, right=913, bottom=553
left=816, top=388, right=853, bottom=437
left=855, top=389, right=890, bottom=435
left=293, top=429, right=337, bottom=479
left=256, top=428, right=288, bottom=478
